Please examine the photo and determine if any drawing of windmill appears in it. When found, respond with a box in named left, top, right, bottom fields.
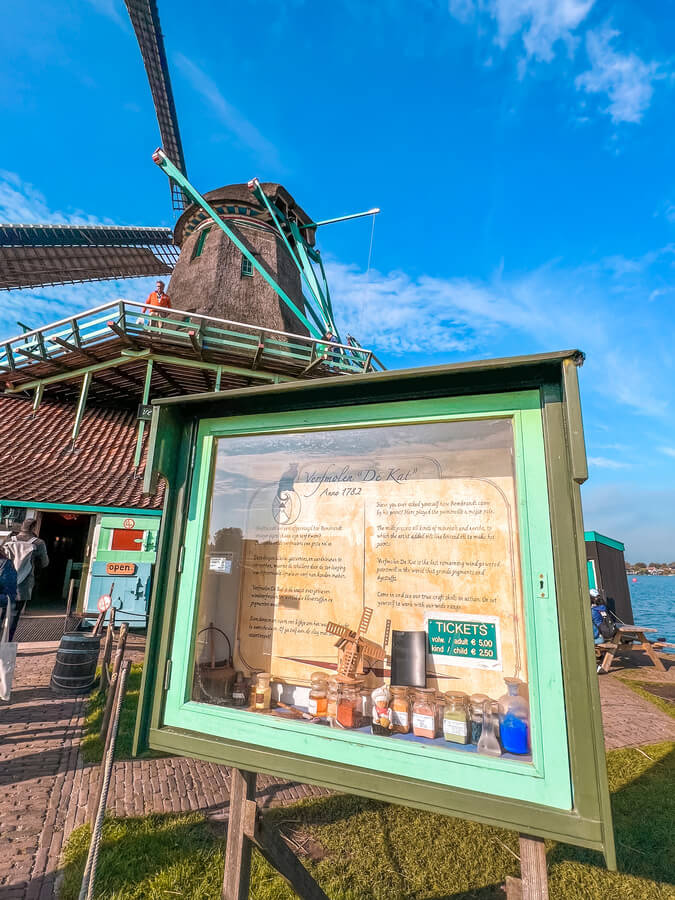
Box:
left=326, top=608, right=387, bottom=681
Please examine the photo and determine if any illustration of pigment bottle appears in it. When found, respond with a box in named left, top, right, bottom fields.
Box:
left=498, top=677, right=530, bottom=754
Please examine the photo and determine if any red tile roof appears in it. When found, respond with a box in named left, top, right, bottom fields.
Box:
left=0, top=395, right=163, bottom=510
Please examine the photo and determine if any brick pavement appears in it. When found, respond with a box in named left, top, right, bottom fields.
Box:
left=1, top=640, right=673, bottom=899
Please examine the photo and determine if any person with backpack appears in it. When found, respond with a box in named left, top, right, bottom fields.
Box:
left=3, top=519, right=49, bottom=640
left=590, top=588, right=617, bottom=645
left=0, top=546, right=18, bottom=639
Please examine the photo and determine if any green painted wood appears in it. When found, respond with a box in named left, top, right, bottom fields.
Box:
left=562, top=358, right=588, bottom=484
left=134, top=353, right=615, bottom=865
left=584, top=531, right=625, bottom=552
left=0, top=500, right=161, bottom=516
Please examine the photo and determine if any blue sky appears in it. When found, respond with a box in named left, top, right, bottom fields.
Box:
left=1, top=0, right=673, bottom=560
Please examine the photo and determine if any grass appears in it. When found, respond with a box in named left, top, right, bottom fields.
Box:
left=617, top=676, right=675, bottom=720
left=60, top=742, right=675, bottom=899
left=81, top=664, right=147, bottom=764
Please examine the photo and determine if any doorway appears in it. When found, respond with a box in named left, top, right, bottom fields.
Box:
left=31, top=512, right=92, bottom=614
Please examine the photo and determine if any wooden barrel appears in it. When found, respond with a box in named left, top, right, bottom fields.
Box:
left=50, top=633, right=101, bottom=694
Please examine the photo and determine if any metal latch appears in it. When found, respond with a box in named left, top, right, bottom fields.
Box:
left=537, top=572, right=548, bottom=599
left=177, top=545, right=185, bottom=574
left=163, top=658, right=173, bottom=691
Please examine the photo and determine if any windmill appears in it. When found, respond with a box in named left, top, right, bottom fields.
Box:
left=0, top=0, right=379, bottom=342
left=326, top=607, right=387, bottom=682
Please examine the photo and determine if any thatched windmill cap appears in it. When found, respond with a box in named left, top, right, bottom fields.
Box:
left=174, top=182, right=316, bottom=246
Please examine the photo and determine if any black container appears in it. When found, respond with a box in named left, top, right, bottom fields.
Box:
left=50, top=633, right=101, bottom=694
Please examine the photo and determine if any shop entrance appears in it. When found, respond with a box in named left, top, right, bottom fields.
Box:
left=32, top=511, right=92, bottom=614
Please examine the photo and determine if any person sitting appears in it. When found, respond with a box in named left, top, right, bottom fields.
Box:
left=590, top=589, right=616, bottom=645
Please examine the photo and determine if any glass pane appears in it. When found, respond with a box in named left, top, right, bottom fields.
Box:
left=190, top=418, right=532, bottom=762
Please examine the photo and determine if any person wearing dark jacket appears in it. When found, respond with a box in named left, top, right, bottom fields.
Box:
left=0, top=548, right=18, bottom=639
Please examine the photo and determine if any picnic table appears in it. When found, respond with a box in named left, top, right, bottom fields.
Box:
left=596, top=625, right=667, bottom=674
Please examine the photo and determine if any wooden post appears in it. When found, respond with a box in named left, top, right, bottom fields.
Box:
left=506, top=835, right=548, bottom=900
left=221, top=767, right=329, bottom=900
left=99, top=616, right=115, bottom=695
left=222, top=768, right=257, bottom=900
left=99, top=624, right=128, bottom=741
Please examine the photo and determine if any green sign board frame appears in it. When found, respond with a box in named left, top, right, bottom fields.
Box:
left=134, top=351, right=615, bottom=867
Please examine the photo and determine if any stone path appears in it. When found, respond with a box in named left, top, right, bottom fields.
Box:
left=1, top=641, right=673, bottom=899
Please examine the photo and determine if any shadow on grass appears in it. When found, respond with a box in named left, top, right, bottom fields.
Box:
left=58, top=743, right=674, bottom=899
left=548, top=742, right=675, bottom=886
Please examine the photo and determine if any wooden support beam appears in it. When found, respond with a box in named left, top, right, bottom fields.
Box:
left=221, top=768, right=329, bottom=900
left=16, top=347, right=67, bottom=369
left=49, top=335, right=98, bottom=362
left=506, top=836, right=549, bottom=900
left=188, top=329, right=203, bottom=359
left=153, top=362, right=183, bottom=394
left=107, top=320, right=139, bottom=348
left=222, top=769, right=257, bottom=900
left=32, top=383, right=44, bottom=415
left=300, top=355, right=324, bottom=376
left=251, top=336, right=265, bottom=370
left=71, top=371, right=92, bottom=445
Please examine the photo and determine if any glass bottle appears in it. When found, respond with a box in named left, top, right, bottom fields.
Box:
left=326, top=677, right=339, bottom=726
left=308, top=672, right=328, bottom=717
left=254, top=672, right=272, bottom=710
left=498, top=677, right=530, bottom=754
left=359, top=685, right=373, bottom=723
left=412, top=688, right=437, bottom=738
left=477, top=700, right=501, bottom=757
left=389, top=686, right=411, bottom=734
left=232, top=671, right=248, bottom=707
left=442, top=691, right=469, bottom=744
left=336, top=679, right=361, bottom=728
left=469, top=693, right=489, bottom=744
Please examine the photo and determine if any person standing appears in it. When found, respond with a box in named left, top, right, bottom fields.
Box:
left=0, top=547, right=17, bottom=639
left=141, top=280, right=171, bottom=328
left=3, top=519, right=49, bottom=640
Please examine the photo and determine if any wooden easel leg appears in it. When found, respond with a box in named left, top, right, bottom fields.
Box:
left=222, top=768, right=256, bottom=900
left=518, top=835, right=549, bottom=899
left=221, top=767, right=330, bottom=900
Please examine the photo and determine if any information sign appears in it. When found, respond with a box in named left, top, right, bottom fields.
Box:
left=135, top=354, right=616, bottom=867
left=106, top=562, right=136, bottom=576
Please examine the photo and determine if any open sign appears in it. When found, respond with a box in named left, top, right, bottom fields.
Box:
left=106, top=562, right=136, bottom=576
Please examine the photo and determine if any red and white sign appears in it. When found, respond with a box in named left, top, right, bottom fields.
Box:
left=123, top=518, right=135, bottom=529
left=97, top=593, right=112, bottom=614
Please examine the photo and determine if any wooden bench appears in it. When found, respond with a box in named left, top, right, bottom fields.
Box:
left=596, top=625, right=666, bottom=674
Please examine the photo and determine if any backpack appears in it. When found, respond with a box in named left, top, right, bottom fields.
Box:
left=597, top=609, right=618, bottom=641
left=3, top=537, right=37, bottom=585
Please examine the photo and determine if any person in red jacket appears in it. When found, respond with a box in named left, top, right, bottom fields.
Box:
left=139, top=280, right=171, bottom=330
left=143, top=280, right=171, bottom=313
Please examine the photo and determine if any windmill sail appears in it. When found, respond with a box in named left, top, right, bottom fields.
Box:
left=124, top=0, right=189, bottom=210
left=0, top=224, right=179, bottom=291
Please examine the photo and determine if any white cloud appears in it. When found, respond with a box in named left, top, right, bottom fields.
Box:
left=660, top=447, right=675, bottom=459
left=587, top=456, right=631, bottom=469
left=174, top=54, right=282, bottom=170
left=0, top=169, right=154, bottom=338
left=582, top=483, right=675, bottom=560
left=449, top=0, right=594, bottom=62
left=576, top=27, right=660, bottom=124
left=0, top=169, right=114, bottom=226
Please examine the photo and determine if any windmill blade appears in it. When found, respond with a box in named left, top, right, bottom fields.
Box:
left=359, top=638, right=387, bottom=662
left=358, top=607, right=373, bottom=635
left=0, top=224, right=178, bottom=291
left=338, top=643, right=359, bottom=678
left=124, top=0, right=189, bottom=210
left=326, top=622, right=352, bottom=639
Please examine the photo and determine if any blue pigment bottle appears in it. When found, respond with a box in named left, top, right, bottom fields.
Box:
left=498, top=677, right=530, bottom=755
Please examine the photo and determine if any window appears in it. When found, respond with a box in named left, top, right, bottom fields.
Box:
left=191, top=226, right=211, bottom=260
left=241, top=256, right=254, bottom=277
